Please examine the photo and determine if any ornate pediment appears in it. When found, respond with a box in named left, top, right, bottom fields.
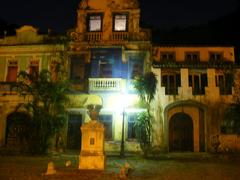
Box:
left=16, top=25, right=38, bottom=34
left=79, top=0, right=139, bottom=10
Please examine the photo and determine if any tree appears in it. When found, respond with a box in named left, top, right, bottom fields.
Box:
left=222, top=71, right=240, bottom=135
left=133, top=72, right=157, bottom=156
left=16, top=60, right=69, bottom=154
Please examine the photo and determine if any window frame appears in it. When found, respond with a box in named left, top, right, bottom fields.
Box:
left=99, top=60, right=113, bottom=78
left=209, top=51, right=223, bottom=62
left=99, top=114, right=113, bottom=141
left=161, top=70, right=181, bottom=95
left=87, top=13, right=103, bottom=32
left=160, top=52, right=176, bottom=62
left=112, top=13, right=128, bottom=32
left=69, top=55, right=86, bottom=83
left=126, top=113, right=138, bottom=141
left=29, top=59, right=39, bottom=81
left=6, top=59, right=18, bottom=82
left=128, top=58, right=144, bottom=79
left=215, top=72, right=233, bottom=95
left=188, top=72, right=208, bottom=95
left=185, top=51, right=200, bottom=62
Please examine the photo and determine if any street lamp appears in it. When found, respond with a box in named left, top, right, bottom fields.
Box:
left=120, top=108, right=125, bottom=158
left=120, top=93, right=128, bottom=158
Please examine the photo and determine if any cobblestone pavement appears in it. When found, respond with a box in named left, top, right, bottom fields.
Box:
left=0, top=153, right=240, bottom=180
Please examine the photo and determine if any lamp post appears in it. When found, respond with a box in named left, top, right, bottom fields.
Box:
left=120, top=108, right=125, bottom=158
left=120, top=93, right=128, bottom=158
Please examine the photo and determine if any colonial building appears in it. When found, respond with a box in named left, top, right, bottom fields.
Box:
left=0, top=25, right=65, bottom=149
left=151, top=46, right=240, bottom=152
left=0, top=0, right=239, bottom=154
left=65, top=0, right=151, bottom=152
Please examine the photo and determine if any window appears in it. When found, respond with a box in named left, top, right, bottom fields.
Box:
left=185, top=52, right=200, bottom=63
left=215, top=73, right=233, bottom=95
left=88, top=14, right=103, bottom=32
left=127, top=114, right=137, bottom=140
left=99, top=60, right=113, bottom=78
left=99, top=114, right=113, bottom=140
left=29, top=60, right=39, bottom=80
left=161, top=71, right=181, bottom=95
left=128, top=59, right=143, bottom=79
left=70, top=56, right=85, bottom=83
left=189, top=73, right=208, bottom=95
left=6, top=60, right=18, bottom=82
left=113, top=14, right=128, bottom=31
left=50, top=59, right=59, bottom=81
left=209, top=52, right=223, bottom=63
left=160, top=52, right=176, bottom=62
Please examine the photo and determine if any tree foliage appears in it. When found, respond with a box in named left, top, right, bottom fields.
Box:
left=132, top=72, right=157, bottom=156
left=223, top=71, right=240, bottom=135
left=16, top=60, right=69, bottom=154
left=223, top=103, right=240, bottom=134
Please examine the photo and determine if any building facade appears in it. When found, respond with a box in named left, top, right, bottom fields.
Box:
left=151, top=46, right=240, bottom=152
left=0, top=0, right=239, bottom=153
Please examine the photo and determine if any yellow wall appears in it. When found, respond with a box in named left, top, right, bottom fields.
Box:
left=153, top=47, right=235, bottom=62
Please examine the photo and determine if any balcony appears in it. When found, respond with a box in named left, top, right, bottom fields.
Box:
left=111, top=32, right=129, bottom=41
left=85, top=32, right=102, bottom=42
left=88, top=78, right=123, bottom=92
left=0, top=82, right=17, bottom=96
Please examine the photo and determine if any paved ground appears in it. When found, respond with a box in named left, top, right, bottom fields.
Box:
left=0, top=152, right=240, bottom=180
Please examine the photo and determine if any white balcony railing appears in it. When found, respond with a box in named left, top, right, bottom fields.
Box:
left=89, top=78, right=124, bottom=92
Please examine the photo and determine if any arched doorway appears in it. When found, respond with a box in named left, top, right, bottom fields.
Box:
left=6, top=112, right=31, bottom=151
left=169, top=112, right=193, bottom=152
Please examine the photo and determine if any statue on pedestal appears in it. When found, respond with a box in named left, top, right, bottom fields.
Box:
left=79, top=96, right=105, bottom=170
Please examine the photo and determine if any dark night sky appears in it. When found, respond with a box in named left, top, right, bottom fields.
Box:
left=0, top=0, right=239, bottom=33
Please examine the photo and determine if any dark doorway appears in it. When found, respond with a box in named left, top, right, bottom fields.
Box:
left=67, top=114, right=82, bottom=150
left=6, top=112, right=31, bottom=151
left=169, top=113, right=193, bottom=152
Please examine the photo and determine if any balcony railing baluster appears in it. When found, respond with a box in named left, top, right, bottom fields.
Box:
left=89, top=78, right=123, bottom=92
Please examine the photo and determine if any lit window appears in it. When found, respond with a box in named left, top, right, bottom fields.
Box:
left=113, top=14, right=128, bottom=31
left=99, top=114, right=113, bottom=140
left=88, top=14, right=102, bottom=32
left=6, top=60, right=18, bottom=82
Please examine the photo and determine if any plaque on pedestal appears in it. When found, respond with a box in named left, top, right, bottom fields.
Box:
left=79, top=120, right=105, bottom=170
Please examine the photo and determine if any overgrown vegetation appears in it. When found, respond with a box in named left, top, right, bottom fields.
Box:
left=15, top=55, right=69, bottom=154
left=133, top=72, right=157, bottom=156
left=222, top=71, right=240, bottom=135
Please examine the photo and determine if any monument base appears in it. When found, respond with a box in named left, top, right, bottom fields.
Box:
left=79, top=153, right=105, bottom=170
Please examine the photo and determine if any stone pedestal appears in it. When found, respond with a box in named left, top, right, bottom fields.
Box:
left=79, top=120, right=105, bottom=170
